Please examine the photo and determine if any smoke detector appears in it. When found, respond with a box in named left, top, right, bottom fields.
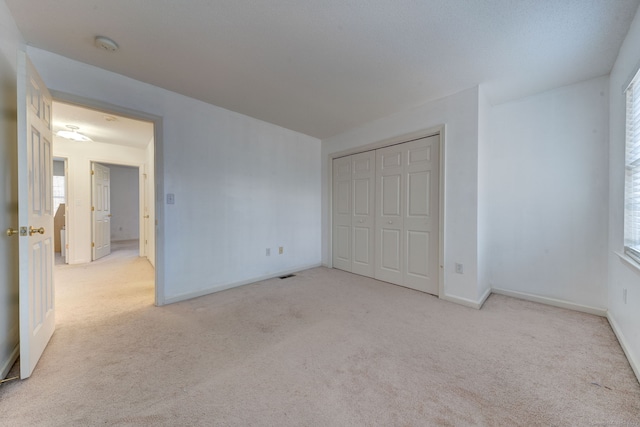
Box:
left=95, top=36, right=119, bottom=52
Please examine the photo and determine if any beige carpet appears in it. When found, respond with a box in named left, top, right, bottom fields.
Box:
left=0, top=247, right=638, bottom=426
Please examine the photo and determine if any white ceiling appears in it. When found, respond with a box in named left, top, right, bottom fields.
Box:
left=7, top=0, right=640, bottom=139
left=53, top=102, right=153, bottom=149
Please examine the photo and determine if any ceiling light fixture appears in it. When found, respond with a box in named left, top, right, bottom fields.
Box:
left=56, top=125, right=92, bottom=142
left=95, top=36, right=119, bottom=52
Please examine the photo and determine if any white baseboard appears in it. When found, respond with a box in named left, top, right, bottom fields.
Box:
left=607, top=312, right=640, bottom=385
left=0, top=343, right=19, bottom=379
left=164, top=263, right=323, bottom=305
left=491, top=288, right=607, bottom=317
left=440, top=287, right=492, bottom=310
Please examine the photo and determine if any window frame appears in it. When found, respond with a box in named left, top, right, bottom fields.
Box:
left=624, top=67, right=640, bottom=265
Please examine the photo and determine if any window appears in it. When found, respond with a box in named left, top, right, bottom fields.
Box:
left=625, top=69, right=640, bottom=263
left=53, top=175, right=65, bottom=215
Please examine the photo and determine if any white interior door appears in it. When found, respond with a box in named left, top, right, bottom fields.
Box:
left=332, top=156, right=352, bottom=271
left=17, top=53, right=55, bottom=379
left=92, top=163, right=111, bottom=260
left=351, top=151, right=375, bottom=278
left=375, top=145, right=404, bottom=285
left=403, top=136, right=439, bottom=294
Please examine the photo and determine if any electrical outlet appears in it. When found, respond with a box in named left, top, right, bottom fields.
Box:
left=279, top=246, right=284, bottom=255
left=266, top=248, right=271, bottom=256
left=455, top=263, right=464, bottom=274
left=623, top=288, right=627, bottom=304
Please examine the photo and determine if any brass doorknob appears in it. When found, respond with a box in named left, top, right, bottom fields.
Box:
left=29, top=226, right=45, bottom=236
left=6, top=228, right=18, bottom=237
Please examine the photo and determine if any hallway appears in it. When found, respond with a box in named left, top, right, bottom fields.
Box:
left=54, top=239, right=155, bottom=326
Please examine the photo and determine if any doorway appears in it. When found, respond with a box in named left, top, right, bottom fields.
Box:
left=53, top=157, right=68, bottom=265
left=52, top=100, right=157, bottom=304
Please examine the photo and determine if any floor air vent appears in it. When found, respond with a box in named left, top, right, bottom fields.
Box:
left=279, top=274, right=296, bottom=279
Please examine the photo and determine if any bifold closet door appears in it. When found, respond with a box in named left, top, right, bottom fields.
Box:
left=375, top=136, right=439, bottom=295
left=351, top=151, right=375, bottom=277
left=332, top=151, right=376, bottom=276
left=375, top=145, right=404, bottom=285
left=332, top=156, right=352, bottom=271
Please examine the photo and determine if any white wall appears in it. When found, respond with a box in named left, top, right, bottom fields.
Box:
left=107, top=164, right=139, bottom=242
left=32, top=47, right=322, bottom=303
left=608, top=4, right=640, bottom=381
left=0, top=0, right=22, bottom=378
left=485, top=77, right=610, bottom=310
left=477, top=85, right=492, bottom=300
left=322, top=87, right=483, bottom=306
left=53, top=138, right=147, bottom=264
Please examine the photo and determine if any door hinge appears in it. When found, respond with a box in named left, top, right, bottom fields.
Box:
left=91, top=206, right=95, bottom=211
left=91, top=170, right=95, bottom=175
left=92, top=242, right=95, bottom=247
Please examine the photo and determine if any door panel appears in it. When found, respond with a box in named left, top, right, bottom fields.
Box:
left=407, top=230, right=429, bottom=278
left=332, top=156, right=352, bottom=271
left=380, top=229, right=401, bottom=271
left=353, top=179, right=370, bottom=215
left=92, top=163, right=111, bottom=260
left=375, top=146, right=404, bottom=285
left=403, top=137, right=439, bottom=294
left=381, top=175, right=401, bottom=216
left=408, top=171, right=429, bottom=216
left=18, top=53, right=55, bottom=379
left=336, top=225, right=351, bottom=263
left=351, top=151, right=375, bottom=277
left=336, top=181, right=350, bottom=214
left=353, top=227, right=370, bottom=264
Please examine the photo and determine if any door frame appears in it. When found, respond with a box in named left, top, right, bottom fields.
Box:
left=50, top=90, right=166, bottom=306
left=88, top=162, right=146, bottom=259
left=327, top=125, right=446, bottom=297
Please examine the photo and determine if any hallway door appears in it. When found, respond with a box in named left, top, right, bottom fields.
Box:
left=92, top=163, right=111, bottom=260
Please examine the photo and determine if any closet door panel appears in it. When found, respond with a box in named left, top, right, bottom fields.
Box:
left=351, top=151, right=376, bottom=277
left=332, top=156, right=352, bottom=272
left=404, top=136, right=439, bottom=294
left=375, top=146, right=404, bottom=285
